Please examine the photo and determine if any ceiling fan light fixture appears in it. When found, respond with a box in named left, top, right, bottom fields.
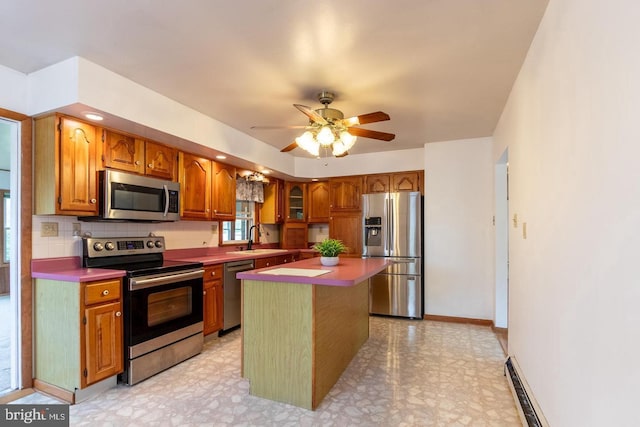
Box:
left=340, top=131, right=357, bottom=150
left=332, top=141, right=348, bottom=156
left=296, top=131, right=319, bottom=156
left=317, top=125, right=335, bottom=146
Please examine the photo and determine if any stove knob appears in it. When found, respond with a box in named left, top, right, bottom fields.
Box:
left=146, top=241, right=155, bottom=248
left=105, top=242, right=115, bottom=251
left=93, top=242, right=104, bottom=252
left=154, top=240, right=163, bottom=248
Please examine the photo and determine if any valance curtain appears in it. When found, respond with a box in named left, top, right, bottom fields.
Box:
left=236, top=177, right=264, bottom=203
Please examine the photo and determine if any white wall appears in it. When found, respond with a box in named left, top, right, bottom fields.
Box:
left=493, top=0, right=640, bottom=425
left=424, top=138, right=494, bottom=320
left=0, top=65, right=28, bottom=114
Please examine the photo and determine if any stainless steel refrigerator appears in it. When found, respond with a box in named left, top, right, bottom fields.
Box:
left=362, top=191, right=423, bottom=319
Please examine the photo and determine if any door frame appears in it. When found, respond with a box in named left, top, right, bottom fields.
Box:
left=0, top=108, right=32, bottom=391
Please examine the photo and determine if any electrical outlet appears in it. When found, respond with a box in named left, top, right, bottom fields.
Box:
left=41, top=222, right=59, bottom=237
left=72, top=222, right=81, bottom=237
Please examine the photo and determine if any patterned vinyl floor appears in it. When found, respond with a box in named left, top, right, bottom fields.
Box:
left=10, top=317, right=520, bottom=426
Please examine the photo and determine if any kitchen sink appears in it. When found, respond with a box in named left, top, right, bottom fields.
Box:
left=226, top=249, right=288, bottom=255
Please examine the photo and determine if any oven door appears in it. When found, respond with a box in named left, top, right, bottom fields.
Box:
left=125, top=269, right=204, bottom=347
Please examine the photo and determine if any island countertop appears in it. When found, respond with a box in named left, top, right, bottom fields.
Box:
left=236, top=256, right=389, bottom=286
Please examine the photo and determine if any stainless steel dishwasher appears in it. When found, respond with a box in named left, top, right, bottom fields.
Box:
left=221, top=259, right=255, bottom=334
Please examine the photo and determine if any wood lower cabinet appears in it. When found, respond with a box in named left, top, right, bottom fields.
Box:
left=330, top=213, right=362, bottom=257
left=34, top=114, right=99, bottom=216
left=203, top=265, right=224, bottom=335
left=254, top=253, right=300, bottom=269
left=34, top=278, right=123, bottom=403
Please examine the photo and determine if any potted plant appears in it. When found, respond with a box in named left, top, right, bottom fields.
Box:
left=313, top=238, right=347, bottom=266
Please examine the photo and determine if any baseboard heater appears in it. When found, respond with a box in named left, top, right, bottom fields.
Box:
left=504, top=356, right=549, bottom=427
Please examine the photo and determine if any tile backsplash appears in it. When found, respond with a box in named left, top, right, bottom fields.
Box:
left=32, top=216, right=330, bottom=259
left=32, top=215, right=221, bottom=259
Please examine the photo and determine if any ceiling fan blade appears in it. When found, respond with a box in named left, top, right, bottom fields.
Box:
left=347, top=127, right=396, bottom=141
left=294, top=104, right=328, bottom=125
left=342, top=111, right=390, bottom=127
left=280, top=141, right=298, bottom=152
left=251, top=125, right=309, bottom=130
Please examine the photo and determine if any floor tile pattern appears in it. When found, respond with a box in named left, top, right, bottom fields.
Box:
left=14, top=317, right=520, bottom=426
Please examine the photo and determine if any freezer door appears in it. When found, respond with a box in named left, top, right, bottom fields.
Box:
left=382, top=257, right=421, bottom=275
left=369, top=273, right=422, bottom=318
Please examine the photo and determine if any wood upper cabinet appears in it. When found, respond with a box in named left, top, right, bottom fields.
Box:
left=101, top=130, right=144, bottom=174
left=34, top=114, right=99, bottom=216
left=329, top=176, right=362, bottom=212
left=102, top=131, right=177, bottom=180
left=392, top=171, right=422, bottom=192
left=260, top=178, right=284, bottom=224
left=364, top=171, right=423, bottom=194
left=211, top=162, right=236, bottom=220
left=285, top=182, right=307, bottom=222
left=307, top=181, right=330, bottom=223
left=179, top=152, right=212, bottom=220
left=203, top=264, right=223, bottom=335
left=329, top=213, right=362, bottom=257
left=364, top=174, right=390, bottom=194
left=145, top=140, right=177, bottom=180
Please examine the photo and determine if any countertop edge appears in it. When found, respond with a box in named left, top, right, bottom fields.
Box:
left=237, top=258, right=389, bottom=287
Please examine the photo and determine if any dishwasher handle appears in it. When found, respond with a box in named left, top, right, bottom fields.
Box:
left=225, top=262, right=255, bottom=273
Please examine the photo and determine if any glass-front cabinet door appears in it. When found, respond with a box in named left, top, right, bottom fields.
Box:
left=285, top=182, right=307, bottom=222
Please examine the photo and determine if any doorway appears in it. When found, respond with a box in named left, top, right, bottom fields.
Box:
left=0, top=118, right=17, bottom=396
left=494, top=149, right=509, bottom=353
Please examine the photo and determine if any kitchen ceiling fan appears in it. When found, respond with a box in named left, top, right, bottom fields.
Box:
left=252, top=91, right=395, bottom=157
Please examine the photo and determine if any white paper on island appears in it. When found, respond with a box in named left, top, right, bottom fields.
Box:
left=260, top=268, right=332, bottom=277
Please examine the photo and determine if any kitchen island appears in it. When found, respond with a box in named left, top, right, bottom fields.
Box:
left=237, top=257, right=388, bottom=410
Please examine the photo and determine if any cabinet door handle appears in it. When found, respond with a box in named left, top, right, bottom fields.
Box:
left=203, top=290, right=207, bottom=295
left=102, top=289, right=110, bottom=296
left=211, top=271, right=216, bottom=276
left=115, top=311, right=122, bottom=317
left=135, top=160, right=141, bottom=165
left=148, top=163, right=153, bottom=168
left=90, top=198, right=97, bottom=204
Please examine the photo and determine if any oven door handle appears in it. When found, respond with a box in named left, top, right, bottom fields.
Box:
left=129, top=269, right=204, bottom=291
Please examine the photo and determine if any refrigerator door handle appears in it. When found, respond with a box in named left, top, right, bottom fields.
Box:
left=388, top=196, right=394, bottom=256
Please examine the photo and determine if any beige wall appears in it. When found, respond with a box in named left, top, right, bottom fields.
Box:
left=493, top=0, right=640, bottom=425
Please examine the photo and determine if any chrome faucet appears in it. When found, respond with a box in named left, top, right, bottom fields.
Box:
left=247, top=225, right=258, bottom=250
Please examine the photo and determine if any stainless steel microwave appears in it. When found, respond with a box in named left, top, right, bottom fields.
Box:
left=86, top=169, right=180, bottom=222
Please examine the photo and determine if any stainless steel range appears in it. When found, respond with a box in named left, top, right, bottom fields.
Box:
left=82, top=236, right=204, bottom=385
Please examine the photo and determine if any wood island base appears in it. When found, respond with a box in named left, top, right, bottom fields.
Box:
left=242, top=279, right=369, bottom=410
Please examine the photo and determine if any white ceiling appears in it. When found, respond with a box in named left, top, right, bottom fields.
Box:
left=0, top=0, right=548, bottom=157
